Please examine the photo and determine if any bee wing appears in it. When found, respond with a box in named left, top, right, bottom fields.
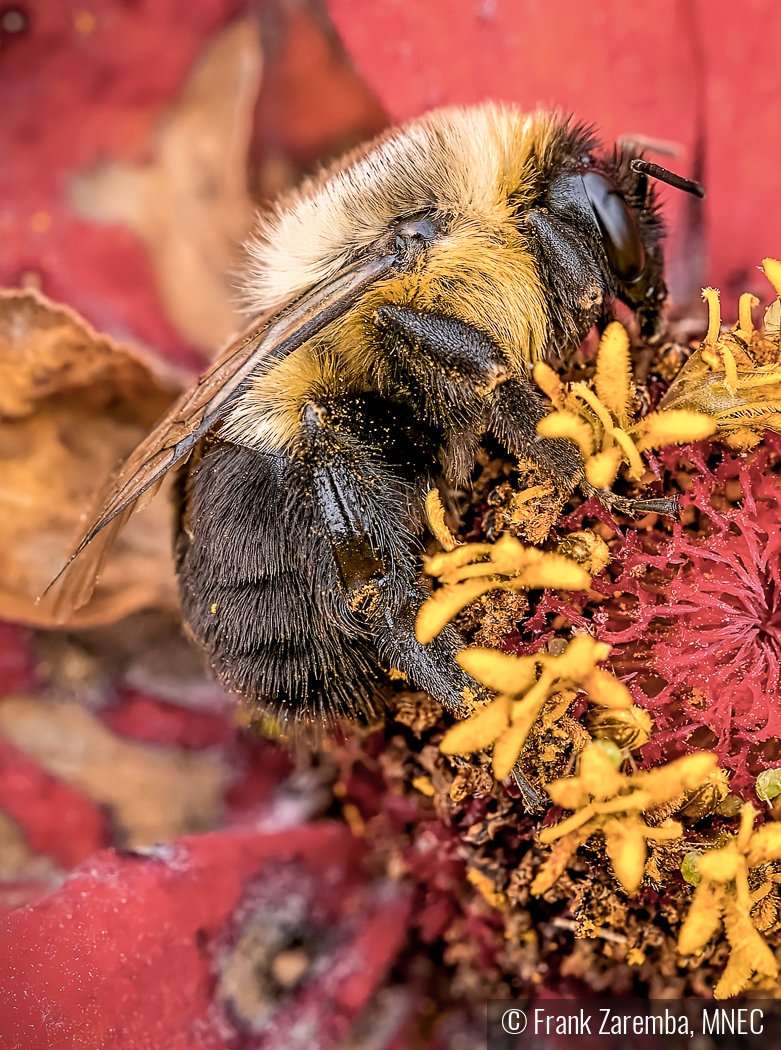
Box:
left=45, top=250, right=403, bottom=619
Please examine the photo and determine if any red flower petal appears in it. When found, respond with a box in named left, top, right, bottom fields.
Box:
left=326, top=0, right=781, bottom=307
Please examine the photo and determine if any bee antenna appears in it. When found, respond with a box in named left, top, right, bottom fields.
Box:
left=630, top=158, right=706, bottom=199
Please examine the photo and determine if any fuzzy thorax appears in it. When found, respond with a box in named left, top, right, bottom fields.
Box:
left=226, top=104, right=570, bottom=454
left=224, top=222, right=550, bottom=453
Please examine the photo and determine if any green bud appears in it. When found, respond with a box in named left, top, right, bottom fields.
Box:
left=681, top=850, right=702, bottom=887
left=756, top=768, right=781, bottom=803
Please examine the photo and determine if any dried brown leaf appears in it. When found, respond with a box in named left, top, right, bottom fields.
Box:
left=0, top=290, right=181, bottom=627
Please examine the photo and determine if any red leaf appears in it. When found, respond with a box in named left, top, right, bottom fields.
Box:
left=0, top=735, right=110, bottom=869
left=0, top=822, right=411, bottom=1049
left=326, top=0, right=781, bottom=308
left=103, top=690, right=233, bottom=749
left=0, top=0, right=244, bottom=366
left=0, top=622, right=34, bottom=696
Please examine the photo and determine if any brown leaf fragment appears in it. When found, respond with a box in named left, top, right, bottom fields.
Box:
left=69, top=20, right=262, bottom=354
left=449, top=761, right=494, bottom=802
left=392, top=692, right=443, bottom=737
left=0, top=289, right=181, bottom=627
left=0, top=696, right=227, bottom=847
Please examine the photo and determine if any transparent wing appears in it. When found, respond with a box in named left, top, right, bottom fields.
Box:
left=45, top=250, right=403, bottom=619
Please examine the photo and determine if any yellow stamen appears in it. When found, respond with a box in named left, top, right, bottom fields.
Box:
left=762, top=258, right=781, bottom=299
left=570, top=383, right=616, bottom=442
left=738, top=293, right=759, bottom=338
left=735, top=370, right=781, bottom=389
left=594, top=321, right=634, bottom=427
left=737, top=802, right=756, bottom=852
left=721, top=343, right=739, bottom=395
left=511, top=483, right=552, bottom=506
left=425, top=488, right=459, bottom=552
left=610, top=427, right=646, bottom=479
left=532, top=361, right=567, bottom=410
left=702, top=287, right=721, bottom=345
left=536, top=411, right=595, bottom=458
left=538, top=803, right=598, bottom=844
left=585, top=447, right=623, bottom=489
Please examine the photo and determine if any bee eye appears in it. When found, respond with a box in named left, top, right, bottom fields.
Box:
left=582, top=172, right=645, bottom=282
left=393, top=217, right=438, bottom=252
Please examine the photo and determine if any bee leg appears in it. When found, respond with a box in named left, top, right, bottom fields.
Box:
left=512, top=764, right=547, bottom=814
left=371, top=305, right=505, bottom=484
left=374, top=304, right=586, bottom=496
left=485, top=377, right=585, bottom=493
left=297, top=397, right=482, bottom=715
left=581, top=482, right=680, bottom=518
left=369, top=581, right=480, bottom=716
left=487, top=387, right=679, bottom=516
left=487, top=386, right=680, bottom=518
left=375, top=304, right=509, bottom=395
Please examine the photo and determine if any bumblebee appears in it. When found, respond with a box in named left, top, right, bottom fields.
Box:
left=50, top=103, right=703, bottom=730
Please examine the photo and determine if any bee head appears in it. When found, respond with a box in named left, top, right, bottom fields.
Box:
left=537, top=143, right=704, bottom=343
left=241, top=104, right=703, bottom=375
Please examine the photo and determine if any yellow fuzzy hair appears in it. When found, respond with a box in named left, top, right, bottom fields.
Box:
left=227, top=103, right=569, bottom=453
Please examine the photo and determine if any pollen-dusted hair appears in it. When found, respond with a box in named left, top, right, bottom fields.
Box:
left=226, top=103, right=602, bottom=456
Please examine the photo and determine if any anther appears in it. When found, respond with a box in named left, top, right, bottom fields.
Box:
left=738, top=293, right=759, bottom=338
left=702, top=287, right=721, bottom=345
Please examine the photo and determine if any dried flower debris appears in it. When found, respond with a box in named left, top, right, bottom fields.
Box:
left=0, top=290, right=181, bottom=627
left=415, top=533, right=591, bottom=645
left=435, top=635, right=636, bottom=781
left=532, top=745, right=716, bottom=896
left=678, top=804, right=781, bottom=998
left=662, top=260, right=781, bottom=451
left=383, top=259, right=781, bottom=1003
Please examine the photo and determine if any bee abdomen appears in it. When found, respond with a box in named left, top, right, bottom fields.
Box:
left=175, top=441, right=386, bottom=729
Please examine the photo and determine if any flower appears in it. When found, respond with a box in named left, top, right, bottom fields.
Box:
left=661, top=260, right=781, bottom=452
left=415, top=533, right=591, bottom=645
left=437, top=635, right=635, bottom=781
left=657, top=470, right=781, bottom=735
left=607, top=440, right=781, bottom=794
left=416, top=504, right=646, bottom=790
